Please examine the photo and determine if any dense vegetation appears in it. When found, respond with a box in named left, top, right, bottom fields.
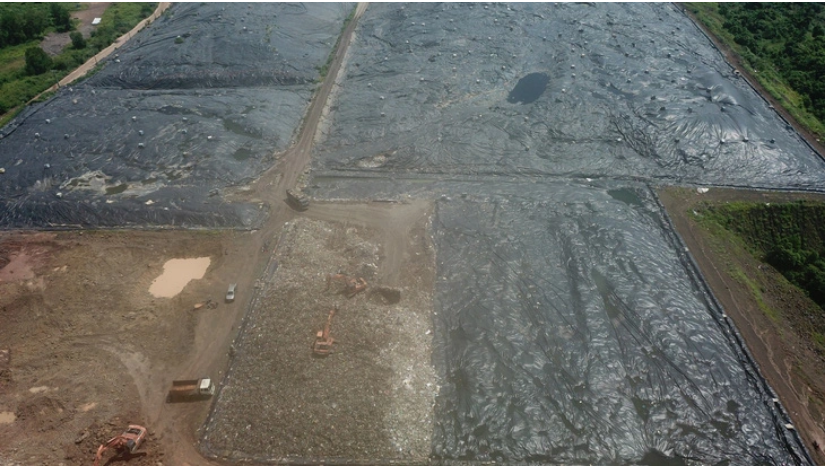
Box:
left=702, top=200, right=825, bottom=307
left=0, top=3, right=156, bottom=122
left=686, top=3, right=825, bottom=139
left=0, top=3, right=72, bottom=47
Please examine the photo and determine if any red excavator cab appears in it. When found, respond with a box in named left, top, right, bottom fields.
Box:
left=93, top=424, right=147, bottom=465
left=312, top=307, right=338, bottom=357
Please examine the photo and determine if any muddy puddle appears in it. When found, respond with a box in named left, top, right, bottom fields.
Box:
left=149, top=257, right=210, bottom=298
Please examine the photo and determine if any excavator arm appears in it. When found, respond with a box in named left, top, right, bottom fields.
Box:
left=312, top=307, right=338, bottom=356
left=93, top=425, right=147, bottom=466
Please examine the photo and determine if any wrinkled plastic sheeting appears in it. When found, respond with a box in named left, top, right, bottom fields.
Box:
left=305, top=172, right=811, bottom=464
left=315, top=3, right=822, bottom=190
left=88, top=3, right=349, bottom=90
left=427, top=182, right=805, bottom=465
left=0, top=3, right=352, bottom=229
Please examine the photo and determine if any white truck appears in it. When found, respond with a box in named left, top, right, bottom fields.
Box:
left=167, top=378, right=215, bottom=402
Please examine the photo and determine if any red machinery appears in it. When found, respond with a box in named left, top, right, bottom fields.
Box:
left=313, top=307, right=338, bottom=356
left=93, top=424, right=147, bottom=466
left=325, top=273, right=367, bottom=298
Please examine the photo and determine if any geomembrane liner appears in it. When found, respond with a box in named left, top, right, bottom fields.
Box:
left=0, top=2, right=352, bottom=229
left=315, top=3, right=822, bottom=190
left=304, top=2, right=818, bottom=464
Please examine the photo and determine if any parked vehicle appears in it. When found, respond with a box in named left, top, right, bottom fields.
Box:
left=226, top=283, right=237, bottom=301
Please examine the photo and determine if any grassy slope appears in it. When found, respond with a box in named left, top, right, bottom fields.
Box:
left=684, top=3, right=824, bottom=140
left=692, top=200, right=825, bottom=347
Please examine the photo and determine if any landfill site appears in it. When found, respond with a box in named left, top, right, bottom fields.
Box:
left=0, top=2, right=823, bottom=466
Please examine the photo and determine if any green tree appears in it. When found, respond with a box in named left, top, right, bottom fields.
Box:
left=69, top=31, right=86, bottom=49
left=22, top=9, right=49, bottom=38
left=0, top=11, right=26, bottom=46
left=50, top=3, right=72, bottom=33
left=24, top=46, right=52, bottom=75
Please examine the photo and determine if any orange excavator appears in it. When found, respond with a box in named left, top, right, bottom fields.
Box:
left=312, top=307, right=338, bottom=357
left=325, top=273, right=367, bottom=298
left=93, top=424, right=147, bottom=466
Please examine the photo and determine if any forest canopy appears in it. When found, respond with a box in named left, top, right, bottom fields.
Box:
left=716, top=3, right=824, bottom=122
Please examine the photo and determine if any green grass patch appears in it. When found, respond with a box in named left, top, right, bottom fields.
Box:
left=0, top=40, right=37, bottom=77
left=315, top=5, right=357, bottom=83
left=700, top=200, right=824, bottom=307
left=691, top=198, right=825, bottom=349
left=729, top=266, right=780, bottom=322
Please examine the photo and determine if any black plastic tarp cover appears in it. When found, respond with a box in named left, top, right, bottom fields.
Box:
left=304, top=1, right=819, bottom=465
left=431, top=182, right=803, bottom=464
left=315, top=3, right=823, bottom=190
left=0, top=3, right=352, bottom=229
left=310, top=176, right=810, bottom=465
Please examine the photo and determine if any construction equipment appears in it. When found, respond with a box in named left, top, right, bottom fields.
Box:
left=312, top=307, right=338, bottom=357
left=286, top=188, right=310, bottom=211
left=325, top=273, right=367, bottom=298
left=93, top=424, right=147, bottom=466
left=167, top=378, right=215, bottom=402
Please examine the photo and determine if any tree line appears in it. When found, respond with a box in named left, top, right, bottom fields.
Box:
left=0, top=3, right=72, bottom=48
left=717, top=3, right=825, bottom=122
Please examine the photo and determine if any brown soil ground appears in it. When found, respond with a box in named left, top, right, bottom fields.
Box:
left=40, top=3, right=112, bottom=56
left=681, top=5, right=825, bottom=156
left=0, top=200, right=436, bottom=466
left=657, top=186, right=825, bottom=465
left=0, top=229, right=261, bottom=465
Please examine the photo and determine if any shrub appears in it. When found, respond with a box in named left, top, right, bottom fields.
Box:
left=24, top=46, right=52, bottom=75
left=70, top=31, right=86, bottom=49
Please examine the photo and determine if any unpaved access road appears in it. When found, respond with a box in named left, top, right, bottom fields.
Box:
left=1, top=2, right=433, bottom=466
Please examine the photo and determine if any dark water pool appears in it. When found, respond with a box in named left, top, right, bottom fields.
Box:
left=507, top=73, right=550, bottom=104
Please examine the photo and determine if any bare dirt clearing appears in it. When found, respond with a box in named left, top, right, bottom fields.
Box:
left=40, top=3, right=112, bottom=56
left=0, top=229, right=262, bottom=465
left=658, top=186, right=824, bottom=465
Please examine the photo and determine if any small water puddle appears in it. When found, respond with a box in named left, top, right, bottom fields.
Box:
left=149, top=257, right=211, bottom=298
left=607, top=188, right=644, bottom=207
left=233, top=147, right=254, bottom=161
left=507, top=72, right=550, bottom=104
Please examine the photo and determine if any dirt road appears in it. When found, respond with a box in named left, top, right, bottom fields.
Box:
left=1, top=3, right=374, bottom=466
left=156, top=3, right=372, bottom=464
